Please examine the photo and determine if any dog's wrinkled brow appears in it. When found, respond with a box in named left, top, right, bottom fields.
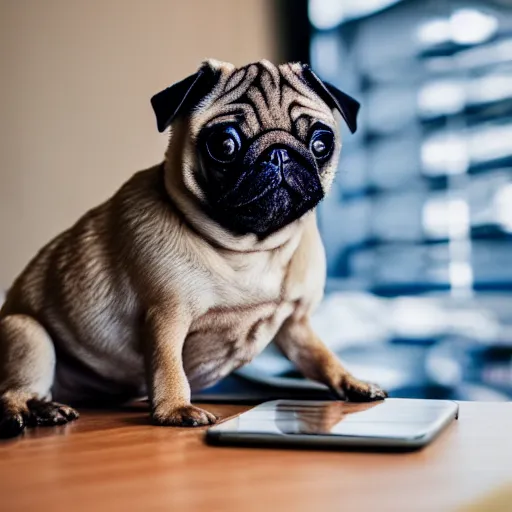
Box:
left=202, top=62, right=334, bottom=139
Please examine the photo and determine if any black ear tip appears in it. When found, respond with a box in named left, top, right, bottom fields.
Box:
left=324, top=81, right=360, bottom=135
left=346, top=100, right=360, bottom=133
left=150, top=91, right=168, bottom=132
left=151, top=67, right=222, bottom=133
left=302, top=68, right=360, bottom=135
left=343, top=116, right=357, bottom=134
left=347, top=102, right=360, bottom=134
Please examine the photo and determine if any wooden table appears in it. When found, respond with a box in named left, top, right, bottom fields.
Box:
left=0, top=402, right=510, bottom=512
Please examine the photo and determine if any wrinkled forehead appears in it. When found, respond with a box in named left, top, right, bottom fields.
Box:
left=190, top=60, right=337, bottom=139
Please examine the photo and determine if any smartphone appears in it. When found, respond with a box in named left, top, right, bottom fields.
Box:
left=206, top=398, right=459, bottom=451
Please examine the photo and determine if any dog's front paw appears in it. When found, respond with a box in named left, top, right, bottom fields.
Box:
left=151, top=404, right=218, bottom=427
left=331, top=375, right=388, bottom=402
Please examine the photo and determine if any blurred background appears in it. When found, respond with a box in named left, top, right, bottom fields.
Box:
left=1, top=0, right=511, bottom=402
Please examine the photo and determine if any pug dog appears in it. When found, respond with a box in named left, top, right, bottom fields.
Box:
left=0, top=59, right=386, bottom=438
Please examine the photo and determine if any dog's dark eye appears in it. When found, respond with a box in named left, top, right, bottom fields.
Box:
left=206, top=126, right=241, bottom=164
left=309, top=128, right=334, bottom=161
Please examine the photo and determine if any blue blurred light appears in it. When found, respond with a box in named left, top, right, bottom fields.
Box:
left=308, top=0, right=345, bottom=30
left=308, top=0, right=403, bottom=30
left=417, top=8, right=498, bottom=48
left=450, top=8, right=498, bottom=45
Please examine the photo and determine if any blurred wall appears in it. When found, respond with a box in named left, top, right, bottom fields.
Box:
left=0, top=0, right=279, bottom=288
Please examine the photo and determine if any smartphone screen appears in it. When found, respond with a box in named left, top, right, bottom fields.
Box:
left=206, top=398, right=459, bottom=450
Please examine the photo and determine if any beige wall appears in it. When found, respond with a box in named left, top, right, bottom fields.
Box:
left=0, top=0, right=279, bottom=288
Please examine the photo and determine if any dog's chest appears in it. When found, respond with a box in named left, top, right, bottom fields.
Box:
left=183, top=299, right=294, bottom=390
left=179, top=220, right=323, bottom=391
left=180, top=247, right=298, bottom=389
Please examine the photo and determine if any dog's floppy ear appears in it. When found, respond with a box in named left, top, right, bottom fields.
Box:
left=151, top=65, right=219, bottom=132
left=302, top=65, right=360, bottom=134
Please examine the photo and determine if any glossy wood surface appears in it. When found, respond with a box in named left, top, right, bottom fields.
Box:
left=0, top=401, right=510, bottom=511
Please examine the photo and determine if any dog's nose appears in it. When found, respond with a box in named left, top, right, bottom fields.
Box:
left=267, top=148, right=290, bottom=167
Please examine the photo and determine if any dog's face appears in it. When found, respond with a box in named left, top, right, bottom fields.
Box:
left=151, top=60, right=359, bottom=237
